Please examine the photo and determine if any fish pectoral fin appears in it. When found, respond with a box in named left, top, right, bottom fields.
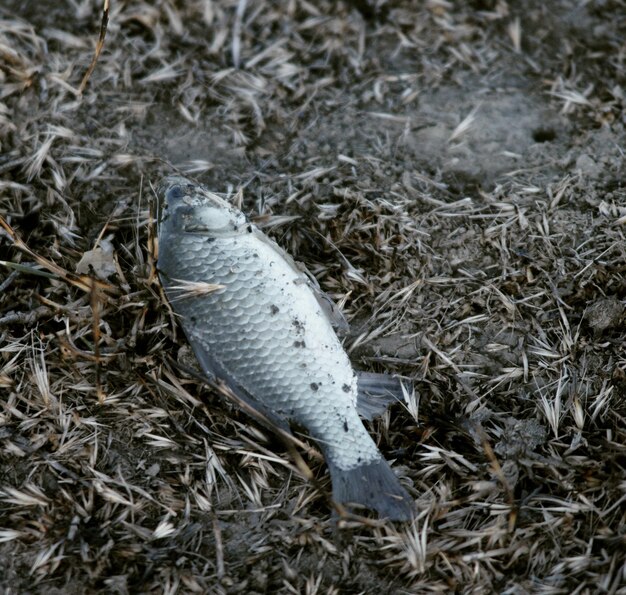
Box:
left=356, top=372, right=408, bottom=421
left=187, top=336, right=292, bottom=434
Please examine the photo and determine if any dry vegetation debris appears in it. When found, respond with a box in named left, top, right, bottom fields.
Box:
left=0, top=0, right=625, bottom=593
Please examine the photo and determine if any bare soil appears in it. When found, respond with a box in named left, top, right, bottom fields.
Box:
left=0, top=1, right=625, bottom=593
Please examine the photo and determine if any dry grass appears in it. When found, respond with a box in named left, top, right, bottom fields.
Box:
left=1, top=0, right=625, bottom=593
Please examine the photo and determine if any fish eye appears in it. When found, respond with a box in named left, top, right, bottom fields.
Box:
left=167, top=184, right=185, bottom=201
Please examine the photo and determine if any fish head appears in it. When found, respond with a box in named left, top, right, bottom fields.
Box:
left=156, top=175, right=248, bottom=236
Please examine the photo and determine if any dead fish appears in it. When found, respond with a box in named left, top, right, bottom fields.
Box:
left=156, top=175, right=413, bottom=521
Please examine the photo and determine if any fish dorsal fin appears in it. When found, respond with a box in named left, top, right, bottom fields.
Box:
left=252, top=229, right=349, bottom=335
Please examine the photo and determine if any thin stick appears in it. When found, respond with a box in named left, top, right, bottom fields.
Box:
left=212, top=515, right=225, bottom=579
left=89, top=277, right=106, bottom=405
left=231, top=0, right=247, bottom=69
left=78, top=0, right=110, bottom=94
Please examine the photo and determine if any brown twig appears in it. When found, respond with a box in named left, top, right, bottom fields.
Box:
left=78, top=0, right=110, bottom=94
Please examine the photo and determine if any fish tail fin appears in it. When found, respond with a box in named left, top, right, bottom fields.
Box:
left=328, top=458, right=414, bottom=521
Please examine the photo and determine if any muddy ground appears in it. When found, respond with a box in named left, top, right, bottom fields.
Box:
left=0, top=1, right=625, bottom=593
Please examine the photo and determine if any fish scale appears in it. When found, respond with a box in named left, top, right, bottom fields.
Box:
left=157, top=175, right=413, bottom=520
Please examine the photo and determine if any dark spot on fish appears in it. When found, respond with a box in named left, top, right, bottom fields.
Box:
left=247, top=225, right=253, bottom=233
left=310, top=383, right=319, bottom=391
left=233, top=225, right=238, bottom=231
left=253, top=252, right=259, bottom=258
left=342, top=384, right=351, bottom=393
left=357, top=457, right=362, bottom=463
left=300, top=363, right=307, bottom=368
left=343, top=420, right=349, bottom=432
left=292, top=318, right=305, bottom=332
left=270, top=304, right=279, bottom=315
left=294, top=340, right=306, bottom=348
left=190, top=316, right=197, bottom=323
left=206, top=237, right=215, bottom=243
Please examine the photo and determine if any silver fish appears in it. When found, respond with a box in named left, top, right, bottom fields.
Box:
left=156, top=175, right=413, bottom=520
